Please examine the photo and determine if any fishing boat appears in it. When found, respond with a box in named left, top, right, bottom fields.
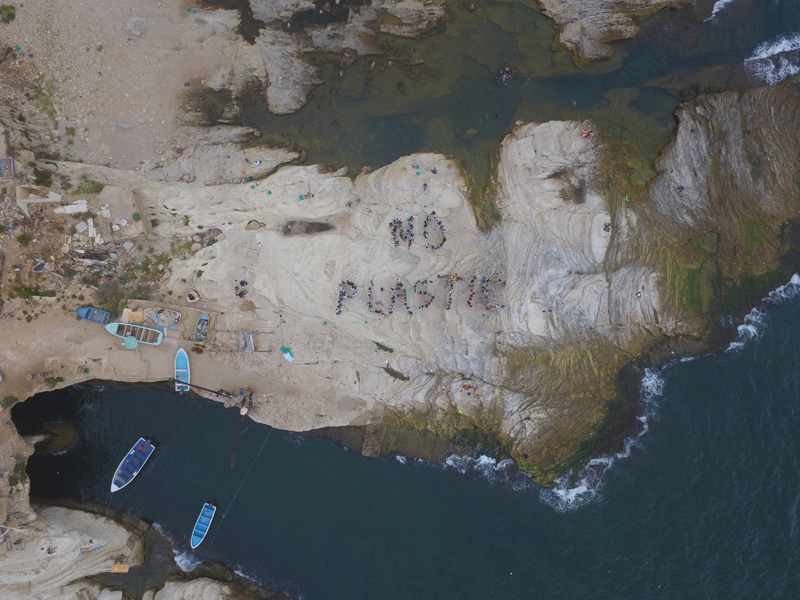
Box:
left=190, top=503, right=216, bottom=549
left=76, top=306, right=111, bottom=324
left=105, top=322, right=164, bottom=345
left=175, top=348, right=190, bottom=392
left=110, top=437, right=155, bottom=492
left=193, top=312, right=209, bottom=349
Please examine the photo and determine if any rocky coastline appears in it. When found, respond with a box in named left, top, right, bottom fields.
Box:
left=1, top=0, right=800, bottom=599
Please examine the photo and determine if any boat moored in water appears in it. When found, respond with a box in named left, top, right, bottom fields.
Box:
left=190, top=503, right=216, bottom=548
left=110, top=437, right=155, bottom=492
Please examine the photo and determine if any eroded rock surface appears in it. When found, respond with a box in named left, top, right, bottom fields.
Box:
left=201, top=0, right=447, bottom=115
left=651, top=87, right=800, bottom=280
left=537, top=0, right=685, bottom=62
left=38, top=117, right=673, bottom=477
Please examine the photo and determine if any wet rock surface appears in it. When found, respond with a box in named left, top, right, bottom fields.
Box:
left=537, top=0, right=686, bottom=63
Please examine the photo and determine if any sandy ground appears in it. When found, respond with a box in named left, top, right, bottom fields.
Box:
left=0, top=0, right=221, bottom=169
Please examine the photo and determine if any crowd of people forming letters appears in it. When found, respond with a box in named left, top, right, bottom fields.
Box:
left=335, top=211, right=507, bottom=316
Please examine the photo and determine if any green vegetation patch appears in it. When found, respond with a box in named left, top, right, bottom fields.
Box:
left=33, top=166, right=52, bottom=187
left=1, top=395, right=20, bottom=409
left=374, top=342, right=394, bottom=353
left=13, top=284, right=57, bottom=298
left=16, top=233, right=30, bottom=246
left=0, top=4, right=15, bottom=23
left=74, top=176, right=105, bottom=195
left=682, top=259, right=719, bottom=315
left=718, top=269, right=786, bottom=316
left=45, top=376, right=65, bottom=388
left=741, top=220, right=763, bottom=250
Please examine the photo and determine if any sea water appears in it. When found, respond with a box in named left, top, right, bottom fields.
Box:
left=11, top=0, right=800, bottom=596
left=14, top=275, right=800, bottom=598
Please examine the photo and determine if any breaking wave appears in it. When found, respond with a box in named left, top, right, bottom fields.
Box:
left=444, top=454, right=536, bottom=491
left=744, top=32, right=800, bottom=85
left=540, top=274, right=800, bottom=511
left=153, top=522, right=201, bottom=572
left=705, top=0, right=735, bottom=21
left=728, top=273, right=800, bottom=352
left=539, top=368, right=665, bottom=511
left=173, top=549, right=202, bottom=572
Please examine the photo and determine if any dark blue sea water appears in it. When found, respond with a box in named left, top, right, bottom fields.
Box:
left=11, top=0, right=800, bottom=597
left=13, top=277, right=800, bottom=599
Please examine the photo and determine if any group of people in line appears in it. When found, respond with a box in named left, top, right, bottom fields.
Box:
left=413, top=279, right=436, bottom=310
left=338, top=275, right=508, bottom=315
left=336, top=280, right=358, bottom=315
left=367, top=280, right=413, bottom=316
left=389, top=212, right=447, bottom=250
left=389, top=216, right=415, bottom=248
left=423, top=211, right=447, bottom=249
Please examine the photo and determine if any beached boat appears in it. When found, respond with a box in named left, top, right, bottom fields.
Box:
left=110, top=437, right=155, bottom=492
left=76, top=306, right=111, bottom=324
left=175, top=348, right=190, bottom=392
left=193, top=312, right=209, bottom=349
left=190, top=503, right=216, bottom=549
left=105, top=322, right=164, bottom=345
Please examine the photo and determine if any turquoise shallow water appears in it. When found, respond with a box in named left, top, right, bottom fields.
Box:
left=13, top=277, right=800, bottom=598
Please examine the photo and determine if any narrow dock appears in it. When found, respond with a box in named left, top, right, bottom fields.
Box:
left=361, top=423, right=386, bottom=458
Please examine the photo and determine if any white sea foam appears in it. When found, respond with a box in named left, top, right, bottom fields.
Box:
left=727, top=274, right=800, bottom=351
left=394, top=455, right=407, bottom=464
left=540, top=368, right=666, bottom=512
left=705, top=0, right=735, bottom=21
left=174, top=550, right=201, bottom=572
left=444, top=454, right=534, bottom=489
left=153, top=522, right=201, bottom=572
left=744, top=32, right=800, bottom=85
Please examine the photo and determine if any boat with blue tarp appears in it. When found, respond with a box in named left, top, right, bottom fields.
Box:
left=175, top=348, right=190, bottom=392
left=76, top=307, right=111, bottom=324
left=190, top=503, right=216, bottom=548
left=110, top=437, right=155, bottom=492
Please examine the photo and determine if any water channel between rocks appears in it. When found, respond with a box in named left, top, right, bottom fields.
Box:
left=219, top=0, right=800, bottom=213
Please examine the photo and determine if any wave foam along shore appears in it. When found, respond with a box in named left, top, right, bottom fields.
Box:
left=744, top=32, right=800, bottom=85
left=705, top=0, right=736, bottom=22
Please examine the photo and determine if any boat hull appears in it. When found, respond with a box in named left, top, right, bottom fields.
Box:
left=193, top=312, right=209, bottom=349
left=76, top=307, right=111, bottom=324
left=110, top=437, right=155, bottom=492
left=175, top=348, right=190, bottom=392
left=191, top=503, right=216, bottom=549
left=105, top=322, right=164, bottom=345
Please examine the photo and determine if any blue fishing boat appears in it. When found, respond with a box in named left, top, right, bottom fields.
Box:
left=175, top=348, right=190, bottom=392
left=76, top=306, right=111, bottom=324
left=190, top=503, right=216, bottom=549
left=110, top=437, right=155, bottom=492
left=105, top=322, right=164, bottom=345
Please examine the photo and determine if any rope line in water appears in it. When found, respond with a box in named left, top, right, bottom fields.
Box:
left=201, top=425, right=274, bottom=562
